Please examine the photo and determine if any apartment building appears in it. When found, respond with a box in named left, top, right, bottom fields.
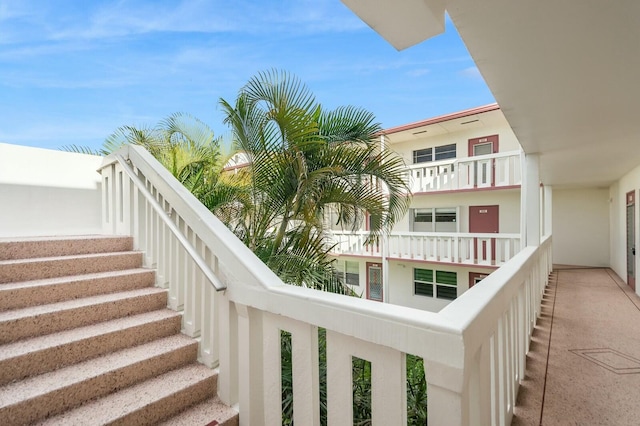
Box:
left=329, top=104, right=525, bottom=311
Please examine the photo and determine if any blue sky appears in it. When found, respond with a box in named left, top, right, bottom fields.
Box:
left=0, top=0, right=495, bottom=152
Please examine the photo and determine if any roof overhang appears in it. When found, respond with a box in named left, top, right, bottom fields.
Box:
left=343, top=0, right=640, bottom=188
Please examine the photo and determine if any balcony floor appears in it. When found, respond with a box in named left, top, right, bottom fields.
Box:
left=512, top=267, right=640, bottom=425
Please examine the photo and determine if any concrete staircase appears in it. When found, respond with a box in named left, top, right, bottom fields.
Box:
left=0, top=235, right=238, bottom=426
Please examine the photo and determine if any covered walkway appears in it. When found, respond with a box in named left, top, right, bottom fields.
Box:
left=513, top=267, right=640, bottom=425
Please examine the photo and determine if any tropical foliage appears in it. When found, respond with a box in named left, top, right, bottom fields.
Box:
left=219, top=69, right=410, bottom=290
left=65, top=70, right=425, bottom=424
left=63, top=113, right=245, bottom=218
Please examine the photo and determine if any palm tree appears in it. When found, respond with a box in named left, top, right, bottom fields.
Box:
left=64, top=113, right=246, bottom=218
left=220, top=69, right=410, bottom=290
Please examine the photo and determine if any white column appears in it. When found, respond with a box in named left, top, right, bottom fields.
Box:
left=521, top=153, right=540, bottom=247
left=544, top=185, right=553, bottom=237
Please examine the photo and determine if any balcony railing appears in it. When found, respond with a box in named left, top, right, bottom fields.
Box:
left=100, top=144, right=550, bottom=425
left=330, top=230, right=521, bottom=266
left=407, top=150, right=522, bottom=193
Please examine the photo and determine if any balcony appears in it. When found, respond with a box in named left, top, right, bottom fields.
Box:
left=329, top=230, right=521, bottom=266
left=406, top=150, right=521, bottom=193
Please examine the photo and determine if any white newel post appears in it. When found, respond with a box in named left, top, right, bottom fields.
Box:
left=236, top=303, right=265, bottom=426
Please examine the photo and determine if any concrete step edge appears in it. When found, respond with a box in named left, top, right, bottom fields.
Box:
left=0, top=235, right=134, bottom=261
left=0, top=268, right=155, bottom=311
left=0, top=287, right=168, bottom=344
left=0, top=334, right=198, bottom=425
left=37, top=364, right=220, bottom=426
left=0, top=309, right=182, bottom=385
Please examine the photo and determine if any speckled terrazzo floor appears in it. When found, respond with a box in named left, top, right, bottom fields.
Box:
left=512, top=267, right=640, bottom=425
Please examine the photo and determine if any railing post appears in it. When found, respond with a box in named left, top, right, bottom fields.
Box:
left=236, top=303, right=265, bottom=426
left=217, top=295, right=238, bottom=408
left=101, top=163, right=116, bottom=234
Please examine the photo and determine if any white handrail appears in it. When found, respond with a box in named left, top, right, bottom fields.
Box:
left=112, top=154, right=226, bottom=291
left=98, top=144, right=552, bottom=425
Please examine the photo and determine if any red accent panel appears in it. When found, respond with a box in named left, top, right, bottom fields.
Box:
left=468, top=134, right=499, bottom=156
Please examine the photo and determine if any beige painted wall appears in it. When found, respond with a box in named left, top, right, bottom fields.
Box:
left=334, top=254, right=495, bottom=312
left=0, top=143, right=103, bottom=237
left=610, top=164, right=640, bottom=293
left=394, top=189, right=521, bottom=233
left=389, top=120, right=521, bottom=164
left=552, top=187, right=610, bottom=267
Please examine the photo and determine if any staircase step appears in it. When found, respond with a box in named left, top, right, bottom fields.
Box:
left=0, top=310, right=182, bottom=386
left=0, top=251, right=143, bottom=284
left=0, top=334, right=198, bottom=426
left=37, top=365, right=225, bottom=426
left=0, top=287, right=168, bottom=344
left=160, top=396, right=239, bottom=426
left=0, top=235, right=133, bottom=261
left=0, top=268, right=155, bottom=311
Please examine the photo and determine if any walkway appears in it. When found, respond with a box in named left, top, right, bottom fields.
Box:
left=512, top=267, right=640, bottom=425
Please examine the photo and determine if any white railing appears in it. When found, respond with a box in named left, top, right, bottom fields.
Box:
left=99, top=145, right=551, bottom=425
left=407, top=150, right=521, bottom=193
left=330, top=230, right=521, bottom=266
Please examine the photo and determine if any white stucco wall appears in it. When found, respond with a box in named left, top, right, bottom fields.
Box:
left=552, top=187, right=610, bottom=267
left=395, top=189, right=521, bottom=233
left=389, top=116, right=521, bottom=164
left=0, top=143, right=103, bottom=237
left=610, top=164, right=640, bottom=291
left=334, top=254, right=495, bottom=312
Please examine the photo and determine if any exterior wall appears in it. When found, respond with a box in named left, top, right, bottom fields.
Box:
left=610, top=164, right=640, bottom=292
left=333, top=254, right=495, bottom=312
left=398, top=189, right=521, bottom=233
left=389, top=115, right=520, bottom=164
left=0, top=143, right=103, bottom=237
left=552, top=188, right=610, bottom=267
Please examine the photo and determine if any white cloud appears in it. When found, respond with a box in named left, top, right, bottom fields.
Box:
left=407, top=68, right=430, bottom=77
left=459, top=66, right=483, bottom=81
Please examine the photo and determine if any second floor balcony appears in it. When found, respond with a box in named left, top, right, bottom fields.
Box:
left=329, top=230, right=521, bottom=266
left=406, top=150, right=522, bottom=194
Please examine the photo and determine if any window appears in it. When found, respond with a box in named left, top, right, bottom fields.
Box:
left=412, top=144, right=457, bottom=164
left=411, top=207, right=457, bottom=232
left=345, top=261, right=360, bottom=286
left=413, top=209, right=433, bottom=223
left=414, top=268, right=434, bottom=296
left=434, top=144, right=457, bottom=161
left=335, top=260, right=360, bottom=286
left=435, top=271, right=457, bottom=300
left=414, top=268, right=458, bottom=300
left=413, top=148, right=432, bottom=164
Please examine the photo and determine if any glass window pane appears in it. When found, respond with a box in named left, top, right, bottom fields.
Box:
left=413, top=148, right=432, bottom=164
left=434, top=208, right=456, bottom=222
left=473, top=142, right=493, bottom=156
left=436, top=285, right=457, bottom=300
left=413, top=209, right=433, bottom=223
left=436, top=271, right=457, bottom=285
left=434, top=144, right=456, bottom=160
left=414, top=268, right=433, bottom=282
left=415, top=282, right=433, bottom=297
left=346, top=261, right=359, bottom=286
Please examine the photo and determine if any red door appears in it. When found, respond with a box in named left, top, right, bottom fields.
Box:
left=468, top=135, right=499, bottom=187
left=366, top=262, right=383, bottom=302
left=469, top=205, right=499, bottom=263
left=469, top=272, right=489, bottom=288
left=627, top=191, right=635, bottom=291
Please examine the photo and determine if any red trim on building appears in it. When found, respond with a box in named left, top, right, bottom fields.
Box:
left=381, top=103, right=500, bottom=136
